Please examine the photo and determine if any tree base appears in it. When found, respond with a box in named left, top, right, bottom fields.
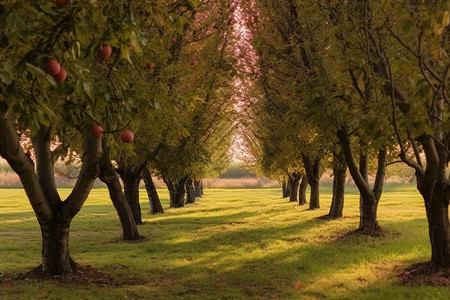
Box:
left=356, top=226, right=385, bottom=237
left=3, top=264, right=115, bottom=286
left=317, top=214, right=343, bottom=220
left=399, top=261, right=450, bottom=286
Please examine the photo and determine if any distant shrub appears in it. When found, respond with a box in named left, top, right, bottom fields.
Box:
left=218, top=166, right=257, bottom=178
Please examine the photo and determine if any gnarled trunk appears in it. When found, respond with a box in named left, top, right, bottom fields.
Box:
left=328, top=150, right=347, bottom=219
left=99, top=141, right=140, bottom=240
left=186, top=178, right=196, bottom=204
left=298, top=175, right=308, bottom=205
left=142, top=167, right=163, bottom=214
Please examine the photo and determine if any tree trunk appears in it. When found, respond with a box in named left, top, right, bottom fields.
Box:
left=338, top=128, right=386, bottom=235
left=285, top=180, right=291, bottom=198
left=328, top=150, right=347, bottom=219
left=359, top=151, right=369, bottom=228
left=282, top=180, right=289, bottom=198
left=40, top=221, right=75, bottom=275
left=186, top=178, right=196, bottom=204
left=417, top=181, right=450, bottom=268
left=120, top=169, right=143, bottom=225
left=165, top=176, right=188, bottom=208
left=309, top=180, right=320, bottom=209
left=194, top=180, right=203, bottom=197
left=99, top=142, right=140, bottom=240
left=142, top=167, right=163, bottom=214
left=298, top=175, right=308, bottom=205
left=303, top=155, right=321, bottom=209
left=288, top=174, right=301, bottom=203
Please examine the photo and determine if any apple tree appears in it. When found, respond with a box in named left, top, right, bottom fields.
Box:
left=0, top=0, right=172, bottom=274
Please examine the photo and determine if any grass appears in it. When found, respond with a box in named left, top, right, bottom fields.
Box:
left=0, top=188, right=448, bottom=299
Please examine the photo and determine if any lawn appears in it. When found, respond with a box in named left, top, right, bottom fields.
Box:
left=0, top=187, right=448, bottom=299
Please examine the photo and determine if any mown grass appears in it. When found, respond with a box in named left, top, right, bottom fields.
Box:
left=0, top=188, right=448, bottom=299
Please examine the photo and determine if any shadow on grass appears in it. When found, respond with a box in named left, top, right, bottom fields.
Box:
left=110, top=216, right=435, bottom=299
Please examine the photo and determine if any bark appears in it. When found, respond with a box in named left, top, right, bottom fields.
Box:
left=165, top=176, right=189, bottom=208
left=337, top=129, right=386, bottom=235
left=117, top=162, right=145, bottom=225
left=411, top=137, right=450, bottom=269
left=41, top=221, right=76, bottom=274
left=32, top=126, right=61, bottom=206
left=302, top=155, right=321, bottom=209
left=194, top=180, right=203, bottom=197
left=419, top=182, right=450, bottom=268
left=359, top=150, right=369, bottom=227
left=185, top=178, right=196, bottom=204
left=287, top=173, right=301, bottom=203
left=298, top=175, right=308, bottom=205
left=282, top=180, right=289, bottom=198
left=285, top=180, right=291, bottom=198
left=328, top=150, right=347, bottom=219
left=142, top=167, right=163, bottom=214
left=98, top=141, right=140, bottom=241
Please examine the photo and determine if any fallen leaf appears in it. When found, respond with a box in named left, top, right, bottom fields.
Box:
left=294, top=280, right=302, bottom=289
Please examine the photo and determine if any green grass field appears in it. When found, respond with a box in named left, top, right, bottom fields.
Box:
left=0, top=187, right=448, bottom=299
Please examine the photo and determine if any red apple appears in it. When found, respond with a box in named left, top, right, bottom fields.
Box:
left=43, top=59, right=61, bottom=76
left=53, top=67, right=67, bottom=83
left=171, top=36, right=177, bottom=44
left=56, top=0, right=70, bottom=8
left=146, top=62, right=154, bottom=70
left=25, top=151, right=32, bottom=157
left=296, top=77, right=302, bottom=84
left=100, top=44, right=112, bottom=59
left=307, top=68, right=315, bottom=76
left=120, top=130, right=134, bottom=143
left=91, top=125, right=104, bottom=138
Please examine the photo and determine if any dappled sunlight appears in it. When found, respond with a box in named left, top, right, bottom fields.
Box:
left=1, top=188, right=448, bottom=299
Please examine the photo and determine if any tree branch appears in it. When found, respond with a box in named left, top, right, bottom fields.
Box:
left=0, top=114, right=52, bottom=223
left=32, top=125, right=61, bottom=206
left=61, top=133, right=102, bottom=222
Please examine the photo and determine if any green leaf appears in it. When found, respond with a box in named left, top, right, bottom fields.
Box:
left=187, top=0, right=201, bottom=8
left=0, top=62, right=16, bottom=84
left=25, top=63, right=46, bottom=77
left=39, top=5, right=57, bottom=16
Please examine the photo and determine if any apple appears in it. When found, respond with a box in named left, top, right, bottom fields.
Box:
left=171, top=36, right=177, bottom=44
left=43, top=59, right=61, bottom=76
left=91, top=125, right=104, bottom=138
left=307, top=68, right=315, bottom=76
left=120, top=130, right=134, bottom=143
left=25, top=151, right=32, bottom=157
left=53, top=67, right=67, bottom=83
left=296, top=77, right=302, bottom=84
left=100, top=44, right=112, bottom=59
left=146, top=62, right=154, bottom=70
left=56, top=0, right=70, bottom=8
